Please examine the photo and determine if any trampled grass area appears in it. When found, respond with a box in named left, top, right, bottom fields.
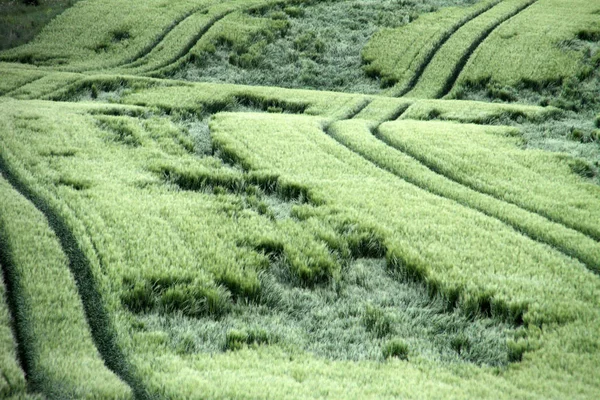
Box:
left=0, top=0, right=599, bottom=398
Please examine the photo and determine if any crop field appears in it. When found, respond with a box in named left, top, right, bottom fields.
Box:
left=0, top=0, right=599, bottom=399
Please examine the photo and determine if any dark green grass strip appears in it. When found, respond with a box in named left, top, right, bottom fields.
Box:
left=119, top=6, right=207, bottom=69
left=0, top=156, right=149, bottom=400
left=438, top=0, right=538, bottom=98
left=0, top=238, right=31, bottom=384
left=148, top=10, right=235, bottom=76
left=395, top=0, right=502, bottom=97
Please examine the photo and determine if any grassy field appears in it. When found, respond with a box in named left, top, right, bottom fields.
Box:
left=0, top=0, right=599, bottom=399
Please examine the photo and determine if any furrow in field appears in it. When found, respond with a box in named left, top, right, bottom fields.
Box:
left=0, top=154, right=146, bottom=399
left=376, top=120, right=600, bottom=243
left=438, top=0, right=538, bottom=98
left=325, top=118, right=600, bottom=273
left=0, top=250, right=29, bottom=388
left=406, top=0, right=538, bottom=99
left=345, top=98, right=373, bottom=120
left=393, top=0, right=501, bottom=97
left=146, top=10, right=235, bottom=75
left=118, top=7, right=206, bottom=69
left=1, top=74, right=45, bottom=97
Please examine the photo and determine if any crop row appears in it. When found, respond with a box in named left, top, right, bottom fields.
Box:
left=398, top=98, right=562, bottom=123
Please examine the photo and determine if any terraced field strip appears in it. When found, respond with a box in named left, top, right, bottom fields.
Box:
left=327, top=118, right=600, bottom=273
left=377, top=120, right=600, bottom=242
left=448, top=0, right=600, bottom=94
left=117, top=80, right=368, bottom=119
left=0, top=171, right=133, bottom=399
left=362, top=0, right=500, bottom=96
left=406, top=0, right=537, bottom=99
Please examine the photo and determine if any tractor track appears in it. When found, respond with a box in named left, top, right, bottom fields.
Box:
left=147, top=10, right=235, bottom=76
left=395, top=0, right=502, bottom=97
left=0, top=153, right=150, bottom=400
left=321, top=111, right=600, bottom=274
left=438, top=0, right=538, bottom=98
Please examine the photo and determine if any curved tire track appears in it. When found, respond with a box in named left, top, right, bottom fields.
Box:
left=118, top=7, right=206, bottom=69
left=0, top=155, right=149, bottom=400
left=147, top=10, right=235, bottom=76
left=395, top=0, right=502, bottom=97
left=322, top=112, right=600, bottom=273
left=439, top=0, right=538, bottom=98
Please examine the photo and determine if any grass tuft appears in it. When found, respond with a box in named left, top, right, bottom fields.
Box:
left=382, top=338, right=409, bottom=360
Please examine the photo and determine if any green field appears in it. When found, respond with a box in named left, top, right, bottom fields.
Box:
left=0, top=0, right=599, bottom=399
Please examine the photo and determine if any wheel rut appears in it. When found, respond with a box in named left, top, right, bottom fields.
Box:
left=438, top=0, right=538, bottom=98
left=321, top=111, right=600, bottom=274
left=395, top=0, right=502, bottom=97
left=0, top=153, right=150, bottom=400
left=118, top=6, right=206, bottom=69
left=147, top=10, right=235, bottom=75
